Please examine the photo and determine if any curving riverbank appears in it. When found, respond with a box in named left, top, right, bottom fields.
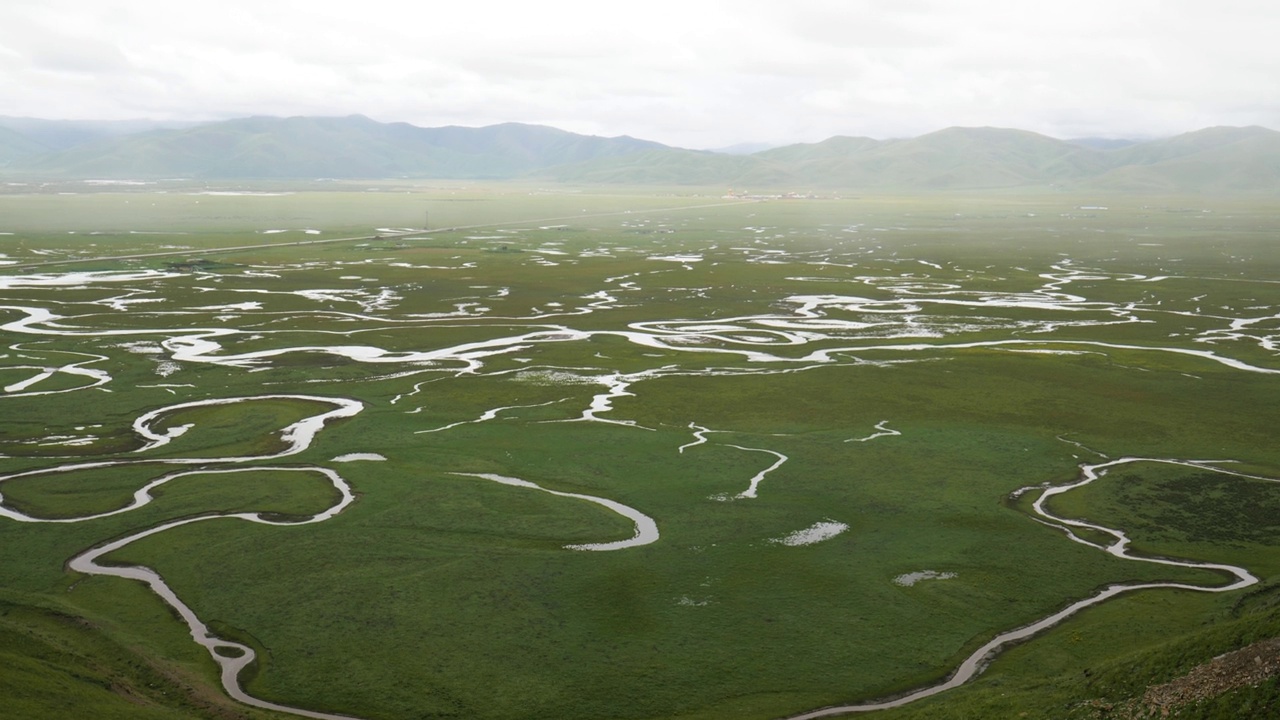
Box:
left=67, top=467, right=364, bottom=720
left=0, top=394, right=371, bottom=720
left=779, top=457, right=1271, bottom=719
left=450, top=472, right=659, bottom=551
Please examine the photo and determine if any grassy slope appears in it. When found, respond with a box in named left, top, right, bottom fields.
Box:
left=0, top=600, right=237, bottom=720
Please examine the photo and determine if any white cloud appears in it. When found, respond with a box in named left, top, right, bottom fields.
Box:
left=2, top=0, right=1278, bottom=147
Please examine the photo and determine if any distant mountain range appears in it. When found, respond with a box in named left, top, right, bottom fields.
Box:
left=2, top=114, right=1278, bottom=192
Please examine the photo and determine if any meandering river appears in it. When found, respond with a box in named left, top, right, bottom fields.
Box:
left=2, top=240, right=1277, bottom=719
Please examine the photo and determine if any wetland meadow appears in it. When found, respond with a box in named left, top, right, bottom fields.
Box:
left=2, top=183, right=1279, bottom=719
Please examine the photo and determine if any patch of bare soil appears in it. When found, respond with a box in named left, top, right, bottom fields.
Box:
left=1083, top=637, right=1280, bottom=718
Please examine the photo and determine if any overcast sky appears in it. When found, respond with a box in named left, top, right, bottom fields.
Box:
left=2, top=0, right=1277, bottom=148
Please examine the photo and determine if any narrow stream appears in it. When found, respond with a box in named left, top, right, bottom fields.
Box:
left=780, top=457, right=1270, bottom=719
left=3, top=252, right=1278, bottom=719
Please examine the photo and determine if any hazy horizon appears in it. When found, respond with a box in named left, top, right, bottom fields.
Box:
left=6, top=112, right=1265, bottom=153
left=3, top=1, right=1278, bottom=149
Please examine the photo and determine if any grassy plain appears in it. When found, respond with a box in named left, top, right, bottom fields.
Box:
left=1, top=183, right=1278, bottom=719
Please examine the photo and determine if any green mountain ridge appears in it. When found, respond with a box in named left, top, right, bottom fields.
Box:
left=3, top=115, right=666, bottom=180
left=2, top=115, right=1278, bottom=192
left=0, top=126, right=49, bottom=164
left=0, top=116, right=203, bottom=153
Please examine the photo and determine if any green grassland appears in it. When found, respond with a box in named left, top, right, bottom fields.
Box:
left=1, top=184, right=1278, bottom=719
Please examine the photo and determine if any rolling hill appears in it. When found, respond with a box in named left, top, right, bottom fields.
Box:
left=1089, top=126, right=1280, bottom=192
left=550, top=124, right=1280, bottom=192
left=2, top=115, right=665, bottom=179
left=0, top=126, right=51, bottom=164
left=745, top=127, right=1108, bottom=189
left=0, top=117, right=204, bottom=154
left=2, top=114, right=1278, bottom=192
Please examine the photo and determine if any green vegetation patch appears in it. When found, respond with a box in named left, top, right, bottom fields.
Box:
left=1, top=188, right=1278, bottom=720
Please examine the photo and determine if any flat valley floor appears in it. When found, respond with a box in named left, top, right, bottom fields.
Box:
left=1, top=184, right=1278, bottom=720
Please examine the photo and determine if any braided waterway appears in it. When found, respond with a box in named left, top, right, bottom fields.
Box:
left=3, top=247, right=1279, bottom=718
